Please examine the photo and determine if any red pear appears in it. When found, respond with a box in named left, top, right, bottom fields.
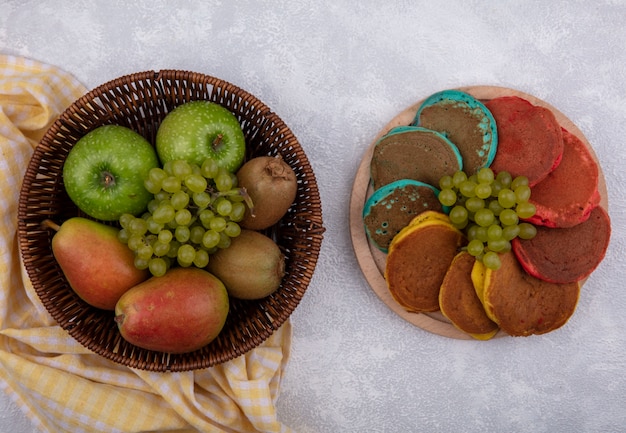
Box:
left=44, top=217, right=149, bottom=310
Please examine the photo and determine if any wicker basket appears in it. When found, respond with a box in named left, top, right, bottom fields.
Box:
left=17, top=70, right=324, bottom=372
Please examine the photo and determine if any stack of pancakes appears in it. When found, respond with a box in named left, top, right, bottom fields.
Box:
left=363, top=90, right=611, bottom=339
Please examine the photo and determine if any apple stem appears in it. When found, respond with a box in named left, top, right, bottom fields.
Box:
left=212, top=134, right=224, bottom=150
left=41, top=219, right=61, bottom=232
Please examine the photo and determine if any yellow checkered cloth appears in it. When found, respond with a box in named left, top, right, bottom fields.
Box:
left=0, top=54, right=293, bottom=433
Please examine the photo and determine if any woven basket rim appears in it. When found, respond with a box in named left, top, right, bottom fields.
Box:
left=17, top=69, right=324, bottom=371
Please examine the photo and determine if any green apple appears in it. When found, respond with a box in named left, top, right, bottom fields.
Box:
left=155, top=100, right=246, bottom=172
left=63, top=125, right=160, bottom=221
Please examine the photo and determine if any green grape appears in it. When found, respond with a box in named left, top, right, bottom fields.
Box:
left=229, top=202, right=246, bottom=222
left=199, top=209, right=216, bottom=228
left=487, top=238, right=508, bottom=252
left=487, top=224, right=503, bottom=241
left=502, top=224, right=520, bottom=241
left=217, top=232, right=232, bottom=249
left=488, top=199, right=504, bottom=216
left=137, top=244, right=153, bottom=260
left=162, top=161, right=174, bottom=175
left=148, top=257, right=168, bottom=277
left=449, top=206, right=469, bottom=226
left=158, top=229, right=173, bottom=244
left=215, top=197, right=233, bottom=216
left=475, top=182, right=492, bottom=199
left=474, top=208, right=495, bottom=227
left=439, top=175, right=453, bottom=190
left=498, top=188, right=517, bottom=209
left=175, top=208, right=193, bottom=226
left=518, top=222, right=537, bottom=240
left=193, top=249, right=210, bottom=268
left=514, top=185, right=531, bottom=203
left=476, top=167, right=495, bottom=184
left=496, top=171, right=512, bottom=188
left=511, top=175, right=529, bottom=190
left=224, top=221, right=241, bottom=238
left=134, top=256, right=150, bottom=270
left=129, top=218, right=148, bottom=235
left=516, top=202, right=537, bottom=219
left=490, top=180, right=503, bottom=198
left=153, top=240, right=170, bottom=257
left=215, top=169, right=233, bottom=192
left=127, top=234, right=144, bottom=251
left=170, top=190, right=190, bottom=210
left=189, top=225, right=206, bottom=245
left=209, top=216, right=227, bottom=232
left=175, top=225, right=190, bottom=243
left=154, top=191, right=171, bottom=202
left=148, top=167, right=168, bottom=185
left=438, top=188, right=457, bottom=207
left=146, top=217, right=163, bottom=235
left=166, top=240, right=181, bottom=258
left=499, top=208, right=519, bottom=226
left=201, top=158, right=220, bottom=179
left=177, top=244, right=196, bottom=266
left=171, top=160, right=193, bottom=179
left=202, top=230, right=220, bottom=249
left=459, top=180, right=477, bottom=198
left=162, top=176, right=182, bottom=193
left=482, top=251, right=501, bottom=270
left=185, top=173, right=208, bottom=193
left=465, top=197, right=485, bottom=213
left=117, top=228, right=130, bottom=244
left=467, top=239, right=485, bottom=256
left=152, top=204, right=175, bottom=225
left=143, top=178, right=161, bottom=194
left=193, top=191, right=212, bottom=209
left=119, top=213, right=134, bottom=229
left=452, top=171, right=467, bottom=188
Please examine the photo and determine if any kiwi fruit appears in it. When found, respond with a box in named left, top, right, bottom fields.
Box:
left=236, top=155, right=297, bottom=230
left=207, top=229, right=285, bottom=299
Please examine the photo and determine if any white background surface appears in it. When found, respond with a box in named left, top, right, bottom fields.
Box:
left=2, top=1, right=626, bottom=432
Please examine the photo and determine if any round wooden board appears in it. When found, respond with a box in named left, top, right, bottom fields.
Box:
left=349, top=85, right=608, bottom=340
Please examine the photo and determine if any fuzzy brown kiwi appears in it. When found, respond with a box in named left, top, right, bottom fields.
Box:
left=207, top=229, right=285, bottom=299
left=236, top=155, right=297, bottom=230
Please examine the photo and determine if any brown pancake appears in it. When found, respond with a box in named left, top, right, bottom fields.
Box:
left=513, top=206, right=611, bottom=284
left=439, top=252, right=499, bottom=339
left=483, top=251, right=580, bottom=336
left=385, top=212, right=467, bottom=312
left=370, top=126, right=463, bottom=190
left=486, top=96, right=564, bottom=186
left=527, top=128, right=600, bottom=228
left=363, top=179, right=444, bottom=252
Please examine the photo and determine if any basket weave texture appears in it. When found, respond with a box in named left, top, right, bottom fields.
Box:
left=17, top=70, right=324, bottom=372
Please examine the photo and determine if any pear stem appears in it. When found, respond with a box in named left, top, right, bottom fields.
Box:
left=114, top=314, right=125, bottom=325
left=41, top=219, right=61, bottom=232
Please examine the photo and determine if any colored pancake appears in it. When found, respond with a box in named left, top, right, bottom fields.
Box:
left=486, top=96, right=564, bottom=186
left=483, top=251, right=580, bottom=337
left=363, top=179, right=444, bottom=252
left=439, top=252, right=499, bottom=340
left=413, top=90, right=498, bottom=175
left=527, top=128, right=600, bottom=228
left=385, top=211, right=467, bottom=313
left=370, top=125, right=463, bottom=190
left=513, top=206, right=611, bottom=284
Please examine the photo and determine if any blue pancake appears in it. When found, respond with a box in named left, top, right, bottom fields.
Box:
left=363, top=179, right=447, bottom=253
left=413, top=90, right=498, bottom=174
left=370, top=125, right=463, bottom=190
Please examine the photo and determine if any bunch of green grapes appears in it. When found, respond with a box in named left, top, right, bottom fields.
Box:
left=437, top=167, right=537, bottom=270
left=117, top=158, right=251, bottom=277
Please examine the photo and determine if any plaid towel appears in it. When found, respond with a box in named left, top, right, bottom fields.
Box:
left=0, top=54, right=293, bottom=433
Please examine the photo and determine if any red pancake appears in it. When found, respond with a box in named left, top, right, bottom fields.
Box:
left=512, top=206, right=611, bottom=284
left=486, top=96, right=564, bottom=186
left=526, top=128, right=600, bottom=228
